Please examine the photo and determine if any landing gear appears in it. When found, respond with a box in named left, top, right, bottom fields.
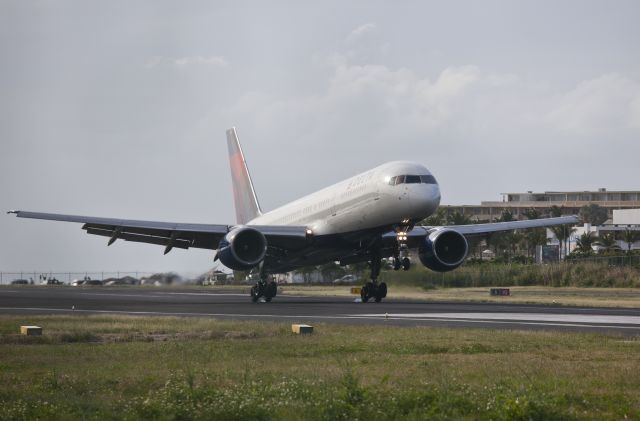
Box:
left=402, top=257, right=411, bottom=271
left=360, top=281, right=387, bottom=303
left=392, top=241, right=411, bottom=271
left=250, top=270, right=277, bottom=303
left=359, top=250, right=387, bottom=303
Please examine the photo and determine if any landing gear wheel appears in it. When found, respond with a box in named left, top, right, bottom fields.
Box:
left=378, top=282, right=387, bottom=299
left=265, top=281, right=277, bottom=301
left=361, top=281, right=374, bottom=303
left=250, top=285, right=260, bottom=303
left=402, top=257, right=411, bottom=271
left=393, top=258, right=401, bottom=271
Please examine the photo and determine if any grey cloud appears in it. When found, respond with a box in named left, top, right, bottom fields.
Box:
left=1, top=1, right=639, bottom=274
left=346, top=22, right=377, bottom=43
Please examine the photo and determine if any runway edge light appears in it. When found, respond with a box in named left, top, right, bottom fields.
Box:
left=20, top=326, right=42, bottom=336
left=291, top=324, right=313, bottom=335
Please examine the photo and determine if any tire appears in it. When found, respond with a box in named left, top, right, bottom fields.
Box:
left=250, top=285, right=260, bottom=303
left=360, top=284, right=370, bottom=303
left=378, top=282, right=387, bottom=298
left=264, top=296, right=272, bottom=302
left=266, top=281, right=277, bottom=299
left=402, top=257, right=411, bottom=271
left=393, top=258, right=401, bottom=271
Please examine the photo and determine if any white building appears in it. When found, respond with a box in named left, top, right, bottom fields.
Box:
left=550, top=208, right=640, bottom=254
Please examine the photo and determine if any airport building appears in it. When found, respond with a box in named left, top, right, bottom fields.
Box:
left=444, top=188, right=640, bottom=222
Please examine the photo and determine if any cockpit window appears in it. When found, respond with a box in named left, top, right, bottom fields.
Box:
left=420, top=174, right=437, bottom=184
left=389, top=174, right=437, bottom=186
left=388, top=175, right=405, bottom=185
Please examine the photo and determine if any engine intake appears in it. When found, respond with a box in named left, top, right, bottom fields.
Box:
left=418, top=228, right=468, bottom=272
left=218, top=226, right=267, bottom=271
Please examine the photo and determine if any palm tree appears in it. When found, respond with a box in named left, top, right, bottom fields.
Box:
left=594, top=233, right=621, bottom=253
left=447, top=210, right=472, bottom=226
left=579, top=204, right=609, bottom=226
left=421, top=208, right=447, bottom=226
left=550, top=225, right=577, bottom=260
left=620, top=229, right=638, bottom=252
left=575, top=232, right=596, bottom=254
left=549, top=205, right=563, bottom=218
left=525, top=228, right=548, bottom=258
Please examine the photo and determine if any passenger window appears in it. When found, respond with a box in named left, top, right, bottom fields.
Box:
left=405, top=175, right=421, bottom=184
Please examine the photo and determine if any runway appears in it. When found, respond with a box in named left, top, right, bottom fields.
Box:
left=1, top=286, right=639, bottom=335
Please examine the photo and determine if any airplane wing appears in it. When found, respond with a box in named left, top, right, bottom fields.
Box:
left=436, top=215, right=580, bottom=237
left=384, top=215, right=580, bottom=249
left=7, top=210, right=309, bottom=254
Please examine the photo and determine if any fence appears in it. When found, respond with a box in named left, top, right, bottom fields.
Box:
left=0, top=271, right=156, bottom=285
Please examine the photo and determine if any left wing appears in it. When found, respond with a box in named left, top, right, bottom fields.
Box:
left=8, top=210, right=309, bottom=253
left=384, top=215, right=580, bottom=249
left=440, top=215, right=580, bottom=237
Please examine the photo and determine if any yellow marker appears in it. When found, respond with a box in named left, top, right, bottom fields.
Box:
left=350, top=287, right=361, bottom=295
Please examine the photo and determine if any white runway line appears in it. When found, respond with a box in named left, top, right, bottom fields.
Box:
left=356, top=312, right=640, bottom=325
left=0, top=307, right=639, bottom=330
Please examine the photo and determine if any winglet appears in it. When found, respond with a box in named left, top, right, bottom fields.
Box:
left=226, top=127, right=263, bottom=224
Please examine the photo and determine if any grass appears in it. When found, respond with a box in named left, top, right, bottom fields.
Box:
left=382, top=261, right=640, bottom=289
left=280, top=285, right=640, bottom=308
left=0, top=315, right=639, bottom=420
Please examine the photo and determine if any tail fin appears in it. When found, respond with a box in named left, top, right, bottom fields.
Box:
left=226, top=127, right=262, bottom=224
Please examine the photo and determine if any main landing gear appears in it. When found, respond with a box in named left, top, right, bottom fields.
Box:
left=360, top=251, right=388, bottom=303
left=250, top=271, right=277, bottom=303
left=360, top=233, right=412, bottom=303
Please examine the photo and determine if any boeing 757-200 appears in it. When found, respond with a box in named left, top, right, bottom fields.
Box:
left=9, top=128, right=578, bottom=302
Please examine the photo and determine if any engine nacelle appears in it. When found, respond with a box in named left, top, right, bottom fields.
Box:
left=418, top=228, right=468, bottom=272
left=217, top=226, right=267, bottom=271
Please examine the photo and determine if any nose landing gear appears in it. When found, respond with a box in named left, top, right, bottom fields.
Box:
left=392, top=240, right=411, bottom=272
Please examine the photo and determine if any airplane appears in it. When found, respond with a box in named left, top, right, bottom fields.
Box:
left=8, top=127, right=579, bottom=302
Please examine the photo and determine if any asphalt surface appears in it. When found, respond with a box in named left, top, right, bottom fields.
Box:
left=1, top=286, right=639, bottom=335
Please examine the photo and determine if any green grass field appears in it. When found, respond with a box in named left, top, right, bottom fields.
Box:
left=1, top=315, right=638, bottom=420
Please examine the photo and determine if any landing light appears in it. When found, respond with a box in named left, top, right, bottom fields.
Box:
left=306, top=229, right=313, bottom=235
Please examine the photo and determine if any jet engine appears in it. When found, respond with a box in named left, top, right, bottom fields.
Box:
left=217, top=226, right=267, bottom=271
left=418, top=228, right=468, bottom=272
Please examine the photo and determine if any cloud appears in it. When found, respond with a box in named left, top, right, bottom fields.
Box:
left=547, top=73, right=640, bottom=133
left=346, top=22, right=376, bottom=43
left=145, top=55, right=228, bottom=68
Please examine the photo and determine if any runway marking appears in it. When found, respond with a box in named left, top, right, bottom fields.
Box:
left=0, top=307, right=639, bottom=331
left=357, top=312, right=640, bottom=325
left=76, top=292, right=253, bottom=298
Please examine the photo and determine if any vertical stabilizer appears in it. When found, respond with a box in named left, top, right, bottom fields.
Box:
left=226, top=127, right=262, bottom=224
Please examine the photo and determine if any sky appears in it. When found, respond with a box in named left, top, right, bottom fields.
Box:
left=1, top=0, right=639, bottom=276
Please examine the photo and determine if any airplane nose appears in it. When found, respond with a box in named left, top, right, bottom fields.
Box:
left=412, top=184, right=440, bottom=216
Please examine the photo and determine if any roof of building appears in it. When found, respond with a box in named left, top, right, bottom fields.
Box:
left=500, top=189, right=640, bottom=195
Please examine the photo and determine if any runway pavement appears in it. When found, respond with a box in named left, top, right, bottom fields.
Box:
left=1, top=286, right=639, bottom=335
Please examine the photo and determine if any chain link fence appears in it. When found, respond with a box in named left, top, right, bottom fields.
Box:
left=0, top=271, right=156, bottom=285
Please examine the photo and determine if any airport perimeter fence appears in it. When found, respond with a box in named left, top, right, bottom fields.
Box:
left=376, top=254, right=640, bottom=289
left=0, top=271, right=156, bottom=285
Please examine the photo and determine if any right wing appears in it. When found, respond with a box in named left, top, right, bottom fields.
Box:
left=8, top=210, right=309, bottom=254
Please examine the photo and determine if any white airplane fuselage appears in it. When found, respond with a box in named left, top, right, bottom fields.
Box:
left=249, top=161, right=441, bottom=236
